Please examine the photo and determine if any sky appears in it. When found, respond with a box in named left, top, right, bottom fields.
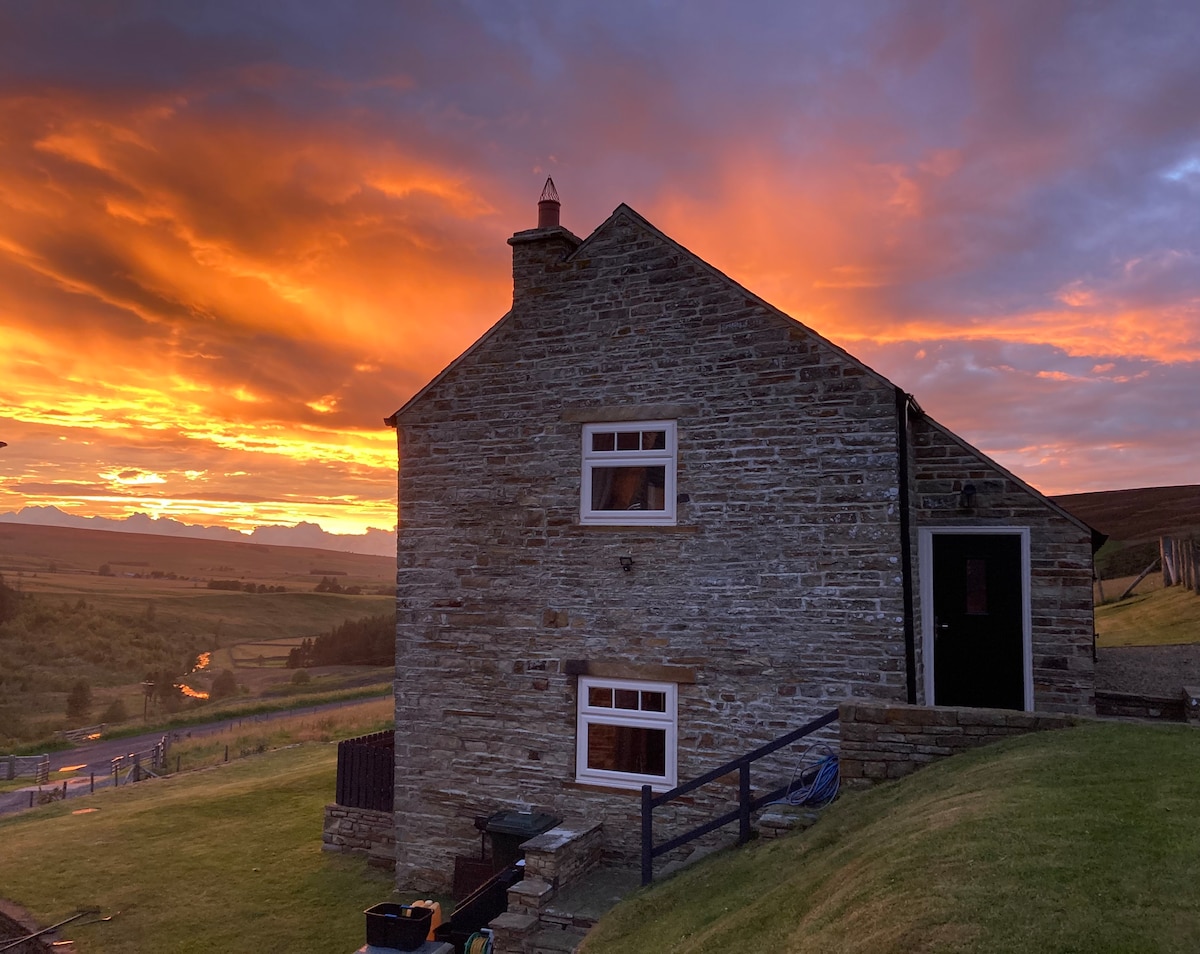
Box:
left=1, top=1, right=1198, bottom=537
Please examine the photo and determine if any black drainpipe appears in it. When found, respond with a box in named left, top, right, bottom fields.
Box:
left=895, top=386, right=918, bottom=704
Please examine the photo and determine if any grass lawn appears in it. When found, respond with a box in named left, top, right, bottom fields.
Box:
left=0, top=744, right=398, bottom=952
left=582, top=721, right=1200, bottom=954
left=1096, top=584, right=1200, bottom=646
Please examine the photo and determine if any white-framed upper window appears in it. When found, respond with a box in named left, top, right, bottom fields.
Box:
left=576, top=676, right=678, bottom=791
left=580, top=421, right=677, bottom=525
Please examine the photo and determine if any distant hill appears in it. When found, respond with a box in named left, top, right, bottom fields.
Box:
left=1052, top=485, right=1200, bottom=544
left=0, top=505, right=395, bottom=556
left=0, top=522, right=394, bottom=582
left=1052, top=484, right=1200, bottom=580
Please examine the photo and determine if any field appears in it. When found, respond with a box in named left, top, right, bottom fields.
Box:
left=0, top=743, right=398, bottom=953
left=0, top=524, right=395, bottom=747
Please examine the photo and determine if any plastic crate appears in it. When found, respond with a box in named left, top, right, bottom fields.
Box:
left=364, top=902, right=433, bottom=951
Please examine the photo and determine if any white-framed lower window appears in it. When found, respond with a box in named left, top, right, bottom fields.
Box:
left=576, top=676, right=678, bottom=791
left=580, top=421, right=677, bottom=525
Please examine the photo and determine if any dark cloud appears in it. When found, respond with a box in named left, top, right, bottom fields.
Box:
left=1, top=1, right=1197, bottom=530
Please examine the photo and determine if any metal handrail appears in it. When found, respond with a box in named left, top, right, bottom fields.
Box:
left=641, top=708, right=838, bottom=885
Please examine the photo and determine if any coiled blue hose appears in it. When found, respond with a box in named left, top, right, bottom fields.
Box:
left=773, top=743, right=839, bottom=807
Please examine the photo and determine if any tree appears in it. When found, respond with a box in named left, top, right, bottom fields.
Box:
left=66, top=680, right=93, bottom=721
left=100, top=698, right=128, bottom=723
left=210, top=669, right=239, bottom=700
left=0, top=574, right=18, bottom=624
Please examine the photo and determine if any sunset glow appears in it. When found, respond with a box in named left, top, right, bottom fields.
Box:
left=1, top=4, right=1197, bottom=538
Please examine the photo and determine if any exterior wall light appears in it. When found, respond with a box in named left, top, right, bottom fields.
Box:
left=619, top=555, right=634, bottom=572
left=959, top=483, right=977, bottom=509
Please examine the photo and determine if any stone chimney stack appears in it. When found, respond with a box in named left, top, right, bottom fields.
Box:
left=508, top=177, right=580, bottom=304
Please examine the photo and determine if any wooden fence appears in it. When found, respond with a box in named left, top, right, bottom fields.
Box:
left=335, top=730, right=393, bottom=812
left=1161, top=536, right=1200, bottom=594
left=55, top=723, right=107, bottom=744
left=110, top=735, right=170, bottom=785
left=3, top=754, right=49, bottom=784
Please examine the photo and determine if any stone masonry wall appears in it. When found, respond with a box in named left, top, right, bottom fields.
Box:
left=394, top=209, right=909, bottom=889
left=391, top=205, right=1097, bottom=891
left=322, top=804, right=395, bottom=868
left=839, top=701, right=1083, bottom=787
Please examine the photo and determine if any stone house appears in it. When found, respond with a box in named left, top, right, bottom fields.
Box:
left=386, top=184, right=1098, bottom=891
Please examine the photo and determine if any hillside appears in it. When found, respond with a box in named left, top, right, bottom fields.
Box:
left=1053, top=484, right=1200, bottom=544
left=582, top=722, right=1200, bottom=954
left=1052, top=484, right=1200, bottom=580
left=0, top=524, right=395, bottom=746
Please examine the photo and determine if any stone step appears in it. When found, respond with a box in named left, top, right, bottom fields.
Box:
left=541, top=864, right=640, bottom=926
left=530, top=926, right=589, bottom=954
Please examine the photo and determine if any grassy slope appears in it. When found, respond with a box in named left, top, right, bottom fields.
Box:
left=1095, top=584, right=1200, bottom=647
left=583, top=722, right=1200, bottom=954
left=0, top=744, right=396, bottom=953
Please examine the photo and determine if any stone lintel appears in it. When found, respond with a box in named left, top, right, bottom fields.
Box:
left=561, top=404, right=697, bottom=423
left=569, top=659, right=697, bottom=684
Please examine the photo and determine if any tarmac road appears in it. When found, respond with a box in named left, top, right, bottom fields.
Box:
left=0, top=696, right=384, bottom=817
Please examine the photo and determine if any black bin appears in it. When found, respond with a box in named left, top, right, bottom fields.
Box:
left=482, top=810, right=560, bottom=869
left=364, top=902, right=432, bottom=951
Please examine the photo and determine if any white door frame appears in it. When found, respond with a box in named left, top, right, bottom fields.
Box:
left=918, top=527, right=1033, bottom=711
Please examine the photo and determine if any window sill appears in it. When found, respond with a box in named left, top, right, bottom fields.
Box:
left=564, top=780, right=686, bottom=798
left=576, top=524, right=699, bottom=533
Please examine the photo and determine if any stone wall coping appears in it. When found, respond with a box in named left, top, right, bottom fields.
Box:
left=507, top=878, right=553, bottom=902
left=521, top=820, right=602, bottom=853
left=840, top=701, right=1083, bottom=728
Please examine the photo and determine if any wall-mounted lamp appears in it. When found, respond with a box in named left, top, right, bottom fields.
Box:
left=959, top=483, right=977, bottom=509
left=619, top=555, right=634, bottom=572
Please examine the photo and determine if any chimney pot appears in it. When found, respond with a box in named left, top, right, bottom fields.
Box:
left=537, top=176, right=560, bottom=229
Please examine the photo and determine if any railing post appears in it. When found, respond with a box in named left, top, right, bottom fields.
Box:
left=738, top=761, right=752, bottom=845
left=641, top=784, right=654, bottom=886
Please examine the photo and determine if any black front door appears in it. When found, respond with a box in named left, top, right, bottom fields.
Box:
left=932, top=533, right=1025, bottom=710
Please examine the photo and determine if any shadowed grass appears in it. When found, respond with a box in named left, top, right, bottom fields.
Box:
left=581, top=722, right=1200, bottom=954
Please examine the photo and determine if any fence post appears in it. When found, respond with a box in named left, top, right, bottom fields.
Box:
left=1161, top=537, right=1175, bottom=587
left=641, top=785, right=654, bottom=887
left=738, top=761, right=753, bottom=845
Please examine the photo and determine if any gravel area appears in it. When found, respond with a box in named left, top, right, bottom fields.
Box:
left=1096, top=644, right=1200, bottom=697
